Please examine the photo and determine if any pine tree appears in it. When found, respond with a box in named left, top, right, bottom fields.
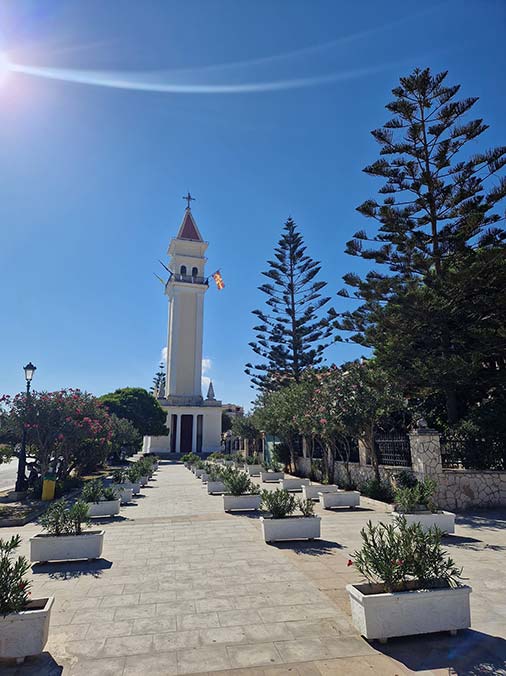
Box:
left=150, top=362, right=166, bottom=398
left=332, top=68, right=506, bottom=425
left=246, top=217, right=331, bottom=390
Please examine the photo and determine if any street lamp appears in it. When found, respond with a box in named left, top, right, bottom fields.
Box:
left=14, top=362, right=36, bottom=493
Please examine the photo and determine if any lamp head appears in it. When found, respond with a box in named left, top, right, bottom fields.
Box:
left=23, top=362, right=36, bottom=382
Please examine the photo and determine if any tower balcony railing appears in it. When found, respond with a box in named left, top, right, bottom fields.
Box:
left=173, top=273, right=208, bottom=285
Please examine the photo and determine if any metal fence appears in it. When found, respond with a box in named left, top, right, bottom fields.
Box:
left=440, top=436, right=464, bottom=469
left=375, top=433, right=412, bottom=467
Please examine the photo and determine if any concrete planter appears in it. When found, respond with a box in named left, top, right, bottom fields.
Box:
left=195, top=469, right=206, bottom=479
left=223, top=494, right=262, bottom=512
left=392, top=510, right=456, bottom=534
left=207, top=481, right=225, bottom=494
left=320, top=490, right=360, bottom=509
left=200, top=473, right=209, bottom=483
left=223, top=460, right=234, bottom=467
left=139, top=475, right=149, bottom=487
left=0, top=597, right=54, bottom=663
left=260, top=516, right=321, bottom=543
left=261, top=471, right=284, bottom=482
left=279, top=478, right=310, bottom=492
left=126, top=481, right=141, bottom=495
left=29, top=530, right=104, bottom=563
left=244, top=464, right=262, bottom=476
left=302, top=484, right=338, bottom=501
left=112, top=485, right=134, bottom=504
left=86, top=499, right=121, bottom=518
left=346, top=582, right=471, bottom=641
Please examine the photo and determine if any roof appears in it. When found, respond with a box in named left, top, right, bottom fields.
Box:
left=176, top=209, right=203, bottom=242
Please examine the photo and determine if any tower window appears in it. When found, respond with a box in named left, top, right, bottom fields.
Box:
left=180, top=265, right=187, bottom=275
left=192, top=267, right=198, bottom=277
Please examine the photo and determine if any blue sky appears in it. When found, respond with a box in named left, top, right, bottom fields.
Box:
left=0, top=0, right=504, bottom=410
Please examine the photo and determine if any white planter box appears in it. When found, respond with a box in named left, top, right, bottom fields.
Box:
left=302, top=484, right=339, bottom=500
left=261, top=516, right=321, bottom=543
left=244, top=464, right=262, bottom=476
left=207, top=481, right=225, bottom=494
left=392, top=510, right=456, bottom=534
left=223, top=494, right=262, bottom=512
left=29, top=530, right=105, bottom=563
left=139, top=475, right=149, bottom=486
left=112, top=485, right=134, bottom=504
left=261, top=471, right=284, bottom=482
left=195, top=469, right=205, bottom=479
left=223, top=460, right=234, bottom=467
left=279, top=478, right=310, bottom=492
left=126, top=481, right=141, bottom=495
left=200, top=473, right=209, bottom=483
left=320, top=490, right=360, bottom=509
left=86, top=499, right=121, bottom=518
left=346, top=582, right=471, bottom=641
left=0, top=597, right=54, bottom=662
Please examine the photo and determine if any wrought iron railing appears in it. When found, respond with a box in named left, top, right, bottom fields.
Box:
left=173, top=274, right=208, bottom=285
left=375, top=433, right=412, bottom=467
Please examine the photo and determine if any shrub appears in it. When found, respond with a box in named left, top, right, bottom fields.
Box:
left=223, top=469, right=259, bottom=496
left=127, top=465, right=142, bottom=483
left=351, top=517, right=462, bottom=592
left=262, top=460, right=282, bottom=472
left=40, top=499, right=90, bottom=536
left=359, top=478, right=394, bottom=503
left=394, top=470, right=418, bottom=489
left=261, top=489, right=297, bottom=518
left=394, top=478, right=437, bottom=513
left=102, top=486, right=118, bottom=501
left=297, top=498, right=315, bottom=517
left=181, top=452, right=199, bottom=465
left=81, top=479, right=104, bottom=504
left=136, top=458, right=153, bottom=477
left=112, top=468, right=128, bottom=484
left=0, top=536, right=31, bottom=616
left=208, top=452, right=225, bottom=460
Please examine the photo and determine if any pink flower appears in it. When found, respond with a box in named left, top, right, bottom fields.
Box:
left=347, top=559, right=353, bottom=567
left=320, top=418, right=327, bottom=424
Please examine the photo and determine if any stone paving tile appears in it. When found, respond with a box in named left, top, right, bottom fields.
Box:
left=177, top=645, right=232, bottom=674
left=124, top=651, right=179, bottom=676
left=85, top=620, right=133, bottom=639
left=178, top=611, right=222, bottom=630
left=68, top=656, right=126, bottom=676
left=132, top=615, right=178, bottom=634
left=153, top=630, right=201, bottom=651
left=227, top=642, right=283, bottom=669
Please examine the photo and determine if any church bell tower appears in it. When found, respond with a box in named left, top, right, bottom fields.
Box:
left=144, top=195, right=222, bottom=455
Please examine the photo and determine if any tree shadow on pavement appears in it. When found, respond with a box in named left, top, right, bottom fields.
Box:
left=1, top=651, right=64, bottom=676
left=269, top=539, right=344, bottom=556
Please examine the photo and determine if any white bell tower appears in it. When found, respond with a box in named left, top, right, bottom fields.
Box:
left=144, top=196, right=222, bottom=456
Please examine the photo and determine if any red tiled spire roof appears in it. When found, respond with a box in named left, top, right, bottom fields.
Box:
left=177, top=209, right=202, bottom=242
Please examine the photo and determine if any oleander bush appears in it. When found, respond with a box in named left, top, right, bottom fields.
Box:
left=394, top=478, right=437, bottom=513
left=81, top=479, right=104, bottom=504
left=223, top=469, right=259, bottom=496
left=351, top=517, right=462, bottom=592
left=297, top=498, right=315, bottom=517
left=261, top=489, right=297, bottom=518
left=0, top=536, right=31, bottom=616
left=359, top=478, right=394, bottom=503
left=111, top=468, right=128, bottom=484
left=40, top=499, right=90, bottom=536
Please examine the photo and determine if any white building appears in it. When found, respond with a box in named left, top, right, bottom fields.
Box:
left=143, top=204, right=222, bottom=455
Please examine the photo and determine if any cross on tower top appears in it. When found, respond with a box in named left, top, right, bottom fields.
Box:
left=183, top=191, right=195, bottom=210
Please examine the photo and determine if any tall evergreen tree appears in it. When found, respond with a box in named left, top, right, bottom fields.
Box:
left=151, top=362, right=166, bottom=397
left=332, top=68, right=506, bottom=425
left=246, top=217, right=331, bottom=390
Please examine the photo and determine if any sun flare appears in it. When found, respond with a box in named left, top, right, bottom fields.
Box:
left=0, top=52, right=11, bottom=86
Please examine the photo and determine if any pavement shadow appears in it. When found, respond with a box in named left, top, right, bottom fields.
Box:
left=31, top=558, right=112, bottom=580
left=269, top=539, right=344, bottom=555
left=457, top=509, right=506, bottom=532
left=87, top=515, right=130, bottom=525
left=375, top=628, right=506, bottom=674
left=2, top=651, right=64, bottom=675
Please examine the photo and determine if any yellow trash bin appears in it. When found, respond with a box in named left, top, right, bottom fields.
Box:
left=41, top=475, right=56, bottom=501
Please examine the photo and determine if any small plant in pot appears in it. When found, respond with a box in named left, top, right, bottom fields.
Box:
left=134, top=459, right=152, bottom=486
left=346, top=517, right=471, bottom=641
left=126, top=465, right=142, bottom=492
left=260, top=461, right=284, bottom=482
left=259, top=489, right=321, bottom=543
left=0, top=535, right=54, bottom=663
left=81, top=479, right=120, bottom=518
left=222, top=469, right=261, bottom=512
left=392, top=478, right=455, bottom=533
left=205, top=466, right=226, bottom=494
left=30, top=499, right=104, bottom=563
left=111, top=469, right=135, bottom=502
left=244, top=453, right=262, bottom=476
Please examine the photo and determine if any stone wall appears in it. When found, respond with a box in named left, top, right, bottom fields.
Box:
left=437, top=470, right=506, bottom=511
left=294, top=457, right=410, bottom=488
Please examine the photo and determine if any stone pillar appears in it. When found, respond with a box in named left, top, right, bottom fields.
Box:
left=358, top=439, right=368, bottom=466
left=409, top=427, right=443, bottom=480
left=191, top=415, right=197, bottom=453
left=175, top=414, right=181, bottom=454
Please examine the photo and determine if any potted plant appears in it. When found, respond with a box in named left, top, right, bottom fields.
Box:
left=301, top=484, right=339, bottom=500
left=319, top=484, right=361, bottom=509
left=0, top=536, right=54, bottom=663
left=206, top=467, right=226, bottom=494
left=346, top=517, right=471, bottom=641
left=110, top=469, right=136, bottom=502
left=30, top=499, right=104, bottom=563
left=194, top=461, right=207, bottom=479
left=81, top=480, right=120, bottom=518
left=260, top=489, right=321, bottom=543
left=279, top=477, right=310, bottom=492
left=134, top=459, right=152, bottom=486
left=126, top=465, right=142, bottom=493
left=244, top=453, right=262, bottom=476
left=392, top=478, right=455, bottom=533
left=260, top=461, right=284, bottom=483
left=222, top=469, right=261, bottom=512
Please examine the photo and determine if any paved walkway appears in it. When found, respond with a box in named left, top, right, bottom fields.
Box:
left=2, top=463, right=506, bottom=675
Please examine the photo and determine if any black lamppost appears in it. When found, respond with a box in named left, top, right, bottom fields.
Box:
left=14, top=362, right=36, bottom=493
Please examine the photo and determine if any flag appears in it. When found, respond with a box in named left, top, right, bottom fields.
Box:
left=212, top=270, right=225, bottom=290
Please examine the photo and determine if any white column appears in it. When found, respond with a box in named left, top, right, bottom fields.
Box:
left=167, top=291, right=181, bottom=396
left=175, top=414, right=181, bottom=454
left=194, top=291, right=204, bottom=397
left=192, top=415, right=198, bottom=453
